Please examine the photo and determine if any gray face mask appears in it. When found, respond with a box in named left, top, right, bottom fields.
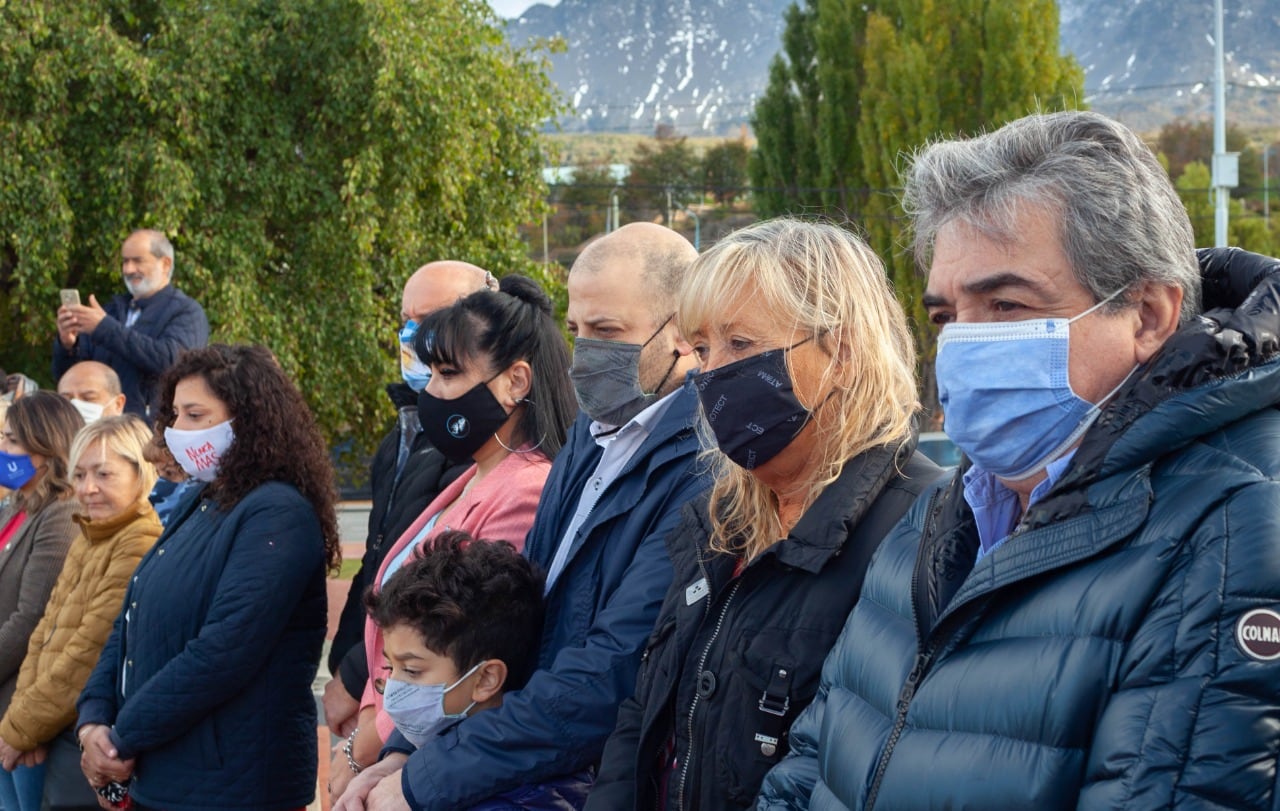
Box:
left=570, top=315, right=677, bottom=427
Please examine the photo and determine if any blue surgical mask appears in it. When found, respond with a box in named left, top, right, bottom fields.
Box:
left=0, top=451, right=37, bottom=490
left=399, top=320, right=433, bottom=392
left=382, top=660, right=485, bottom=747
left=935, top=288, right=1129, bottom=481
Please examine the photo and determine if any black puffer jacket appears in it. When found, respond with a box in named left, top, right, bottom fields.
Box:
left=588, top=442, right=944, bottom=811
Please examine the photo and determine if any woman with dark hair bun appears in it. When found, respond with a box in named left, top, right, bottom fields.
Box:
left=330, top=274, right=576, bottom=800
left=0, top=391, right=82, bottom=811
left=77, top=343, right=339, bottom=811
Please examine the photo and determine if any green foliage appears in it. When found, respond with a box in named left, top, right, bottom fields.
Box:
left=749, top=0, right=1083, bottom=413
left=553, top=162, right=618, bottom=245
left=0, top=0, right=563, bottom=451
left=1156, top=119, right=1262, bottom=198
left=700, top=140, right=751, bottom=206
left=1175, top=161, right=1277, bottom=255
left=624, top=133, right=700, bottom=224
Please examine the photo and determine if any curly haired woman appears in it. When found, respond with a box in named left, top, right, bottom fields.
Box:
left=77, top=344, right=340, bottom=811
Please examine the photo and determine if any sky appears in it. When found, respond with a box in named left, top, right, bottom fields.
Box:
left=487, top=0, right=560, bottom=18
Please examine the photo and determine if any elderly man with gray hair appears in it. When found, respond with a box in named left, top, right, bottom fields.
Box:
left=758, top=110, right=1280, bottom=810
left=53, top=229, right=208, bottom=421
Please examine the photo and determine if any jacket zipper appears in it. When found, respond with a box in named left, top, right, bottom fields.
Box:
left=864, top=645, right=934, bottom=810
left=674, top=576, right=742, bottom=810
left=866, top=488, right=942, bottom=810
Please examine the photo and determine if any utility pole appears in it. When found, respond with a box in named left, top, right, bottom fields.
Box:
left=1212, top=0, right=1238, bottom=246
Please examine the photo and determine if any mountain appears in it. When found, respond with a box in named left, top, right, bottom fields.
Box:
left=505, top=0, right=1280, bottom=135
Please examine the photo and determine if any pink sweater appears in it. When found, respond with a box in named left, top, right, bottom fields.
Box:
left=362, top=449, right=550, bottom=740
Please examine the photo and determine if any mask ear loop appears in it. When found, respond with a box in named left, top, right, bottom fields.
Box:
left=493, top=398, right=545, bottom=455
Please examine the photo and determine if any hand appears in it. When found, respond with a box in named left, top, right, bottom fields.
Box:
left=328, top=743, right=358, bottom=804
left=18, top=744, right=48, bottom=768
left=0, top=737, right=22, bottom=771
left=323, top=676, right=361, bottom=736
left=79, top=725, right=134, bottom=786
left=332, top=753, right=406, bottom=811
left=70, top=295, right=109, bottom=335
left=367, top=767, right=410, bottom=811
left=56, top=305, right=80, bottom=349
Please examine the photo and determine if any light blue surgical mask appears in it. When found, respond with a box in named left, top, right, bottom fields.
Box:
left=399, top=320, right=432, bottom=392
left=381, top=660, right=484, bottom=747
left=935, top=287, right=1131, bottom=481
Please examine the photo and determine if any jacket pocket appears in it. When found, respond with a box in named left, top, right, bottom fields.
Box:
left=716, top=626, right=826, bottom=805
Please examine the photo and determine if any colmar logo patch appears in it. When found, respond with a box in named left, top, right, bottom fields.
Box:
left=1236, top=608, right=1280, bottom=661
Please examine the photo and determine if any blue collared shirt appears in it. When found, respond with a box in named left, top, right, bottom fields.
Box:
left=963, top=450, right=1078, bottom=563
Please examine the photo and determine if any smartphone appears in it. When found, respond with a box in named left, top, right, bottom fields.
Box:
left=60, top=288, right=81, bottom=308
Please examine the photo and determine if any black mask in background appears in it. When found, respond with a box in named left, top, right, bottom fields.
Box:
left=692, top=342, right=812, bottom=470
left=417, top=379, right=511, bottom=463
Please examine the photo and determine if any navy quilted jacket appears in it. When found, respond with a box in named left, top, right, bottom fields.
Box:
left=758, top=247, right=1280, bottom=811
left=78, top=481, right=326, bottom=811
left=52, top=285, right=208, bottom=419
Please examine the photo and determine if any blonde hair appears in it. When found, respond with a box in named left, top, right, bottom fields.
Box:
left=677, top=218, right=919, bottom=559
left=69, top=415, right=159, bottom=506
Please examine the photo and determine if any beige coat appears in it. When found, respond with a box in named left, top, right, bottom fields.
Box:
left=0, top=497, right=79, bottom=712
left=0, top=500, right=162, bottom=750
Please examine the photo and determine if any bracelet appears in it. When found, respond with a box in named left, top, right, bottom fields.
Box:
left=342, top=728, right=363, bottom=775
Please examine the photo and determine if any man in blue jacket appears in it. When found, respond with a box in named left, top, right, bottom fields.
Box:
left=337, top=223, right=712, bottom=810
left=757, top=111, right=1280, bottom=810
left=54, top=229, right=208, bottom=420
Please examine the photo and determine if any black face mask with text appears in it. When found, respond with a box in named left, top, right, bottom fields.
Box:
left=692, top=341, right=812, bottom=470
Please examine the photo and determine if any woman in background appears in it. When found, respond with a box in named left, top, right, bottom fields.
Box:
left=0, top=392, right=83, bottom=811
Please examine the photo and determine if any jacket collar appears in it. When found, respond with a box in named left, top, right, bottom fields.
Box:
left=682, top=435, right=916, bottom=581
left=75, top=498, right=158, bottom=543
left=762, top=440, right=911, bottom=574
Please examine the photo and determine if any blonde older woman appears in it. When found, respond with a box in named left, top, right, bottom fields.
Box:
left=0, top=415, right=162, bottom=809
left=588, top=218, right=946, bottom=810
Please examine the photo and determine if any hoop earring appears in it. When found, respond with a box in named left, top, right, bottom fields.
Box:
left=494, top=398, right=545, bottom=454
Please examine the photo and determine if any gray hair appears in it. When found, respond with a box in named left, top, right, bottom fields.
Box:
left=902, top=111, right=1200, bottom=320
left=132, top=229, right=176, bottom=275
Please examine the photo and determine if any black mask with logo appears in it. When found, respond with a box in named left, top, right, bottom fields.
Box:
left=692, top=341, right=812, bottom=471
left=417, top=378, right=511, bottom=464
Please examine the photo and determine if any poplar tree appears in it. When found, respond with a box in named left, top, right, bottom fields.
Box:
left=751, top=0, right=1083, bottom=413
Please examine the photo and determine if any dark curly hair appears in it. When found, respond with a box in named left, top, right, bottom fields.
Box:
left=415, top=274, right=576, bottom=459
left=364, top=529, right=545, bottom=692
left=154, top=344, right=341, bottom=570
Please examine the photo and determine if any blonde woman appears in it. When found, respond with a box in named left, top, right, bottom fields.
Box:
left=588, top=219, right=946, bottom=810
left=0, top=415, right=162, bottom=809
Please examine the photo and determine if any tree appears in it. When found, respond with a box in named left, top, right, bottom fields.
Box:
left=0, top=0, right=563, bottom=450
left=701, top=140, right=751, bottom=206
left=1156, top=118, right=1262, bottom=198
left=751, top=0, right=1083, bottom=414
left=554, top=162, right=618, bottom=244
left=625, top=132, right=699, bottom=224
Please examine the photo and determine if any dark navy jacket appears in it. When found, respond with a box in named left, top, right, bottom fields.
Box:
left=392, top=381, right=711, bottom=810
left=53, top=285, right=208, bottom=419
left=758, top=248, right=1280, bottom=811
left=78, top=482, right=326, bottom=811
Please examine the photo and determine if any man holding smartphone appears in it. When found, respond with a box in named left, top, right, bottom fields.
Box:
left=53, top=229, right=208, bottom=421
